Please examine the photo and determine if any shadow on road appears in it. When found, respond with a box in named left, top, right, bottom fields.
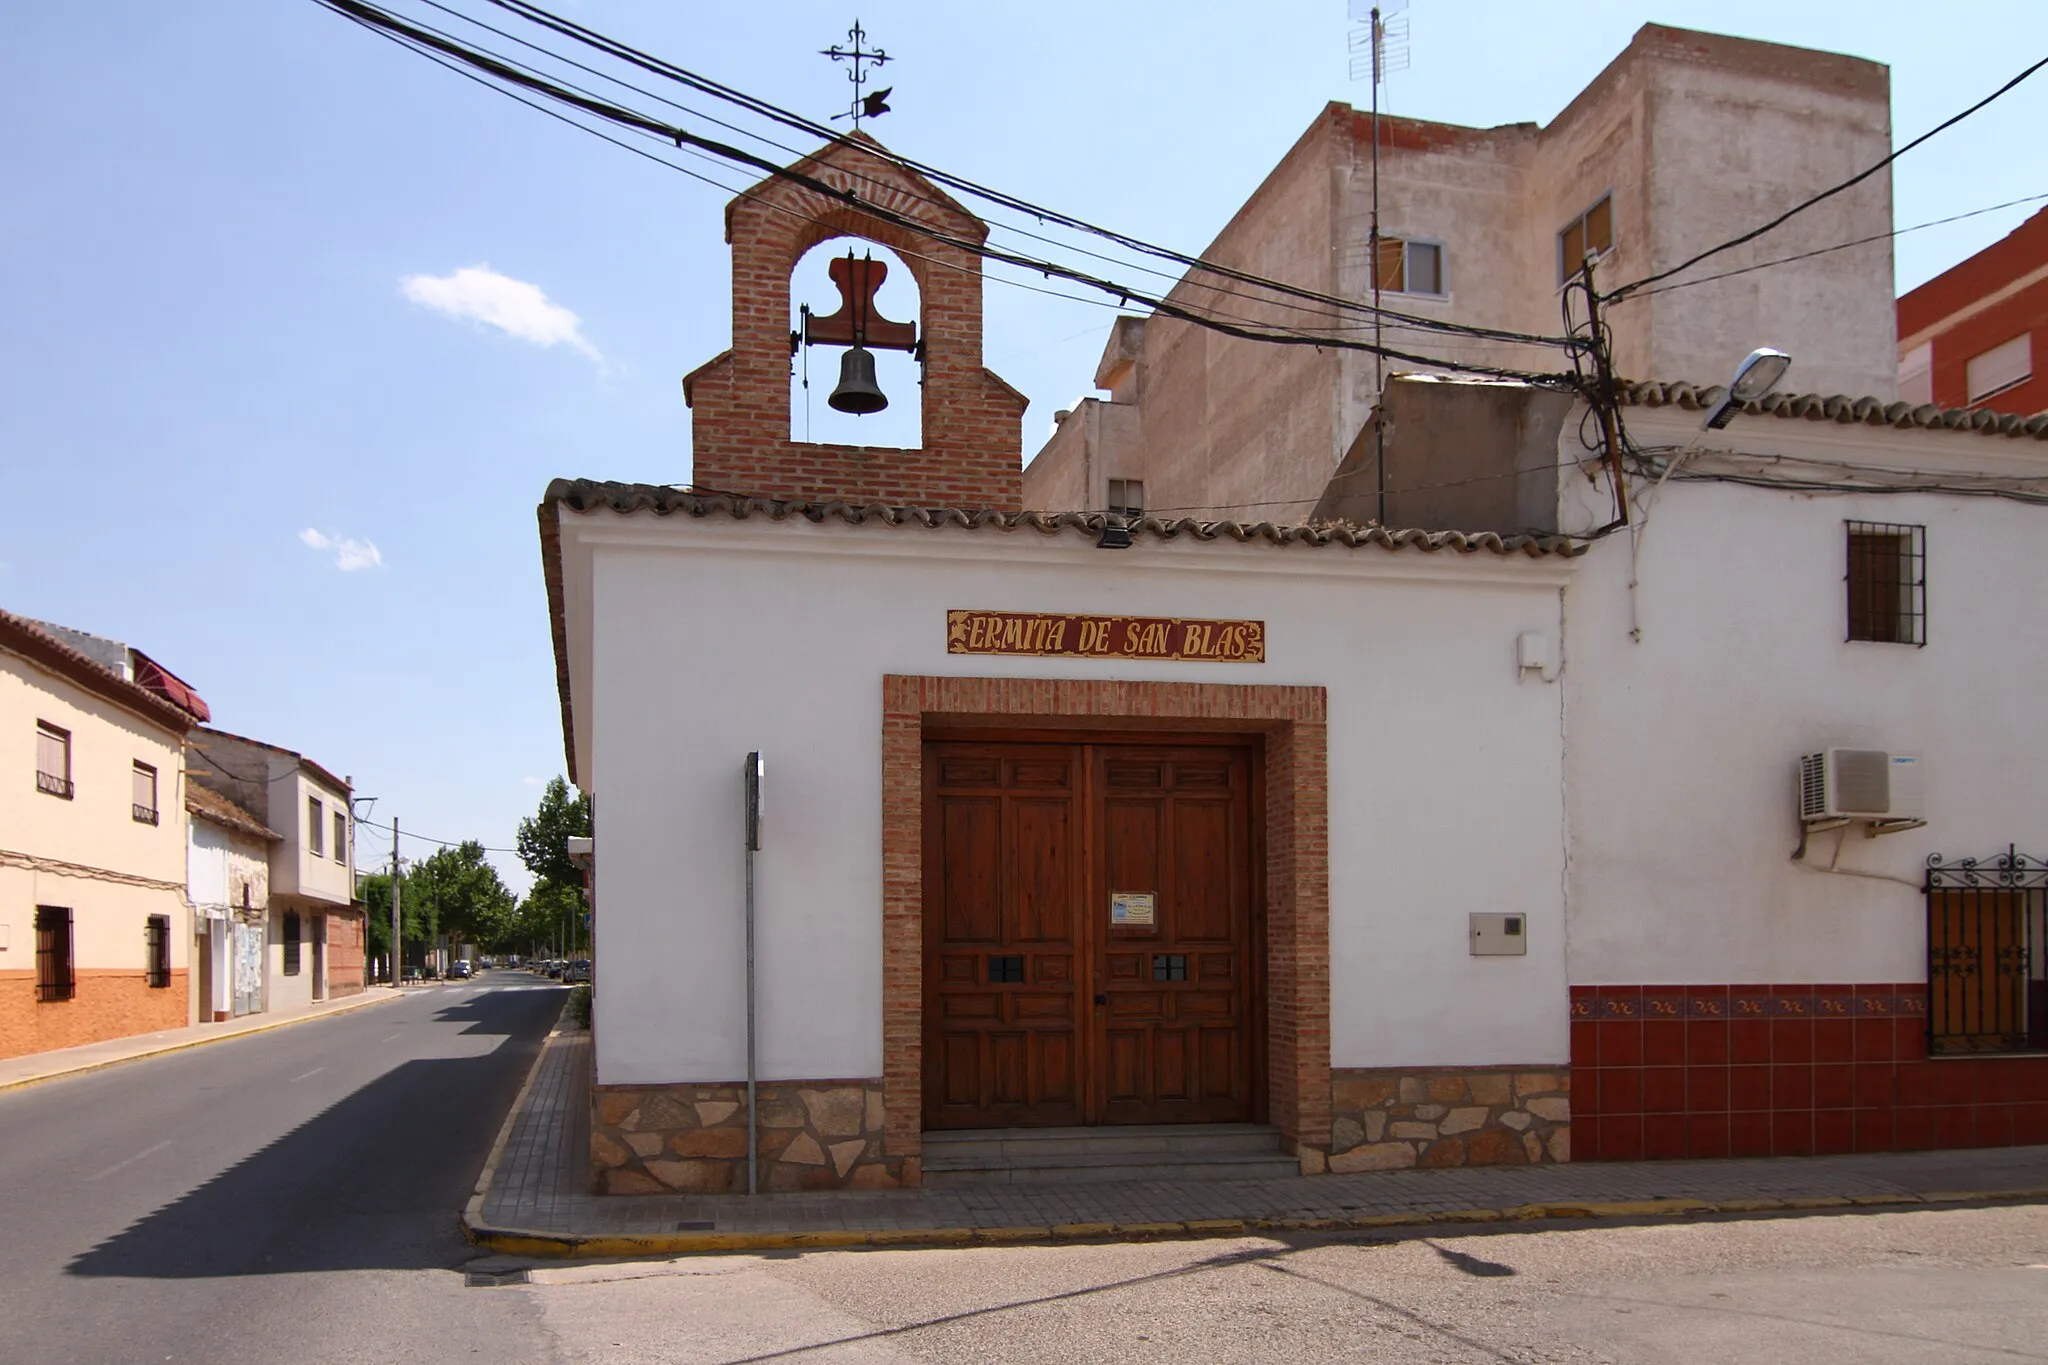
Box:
left=68, top=985, right=561, bottom=1279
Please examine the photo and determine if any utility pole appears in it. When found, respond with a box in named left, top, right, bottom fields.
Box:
left=390, top=817, right=402, bottom=986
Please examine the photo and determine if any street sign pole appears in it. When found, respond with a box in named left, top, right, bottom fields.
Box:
left=743, top=753, right=764, bottom=1196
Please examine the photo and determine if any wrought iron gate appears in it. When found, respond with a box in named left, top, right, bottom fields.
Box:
left=1925, top=849, right=2047, bottom=1055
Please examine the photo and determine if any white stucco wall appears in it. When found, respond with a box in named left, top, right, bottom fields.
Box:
left=568, top=515, right=1575, bottom=1086
left=1559, top=409, right=2048, bottom=984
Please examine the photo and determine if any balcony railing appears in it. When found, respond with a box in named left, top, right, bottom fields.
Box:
left=133, top=803, right=159, bottom=825
left=36, top=770, right=73, bottom=799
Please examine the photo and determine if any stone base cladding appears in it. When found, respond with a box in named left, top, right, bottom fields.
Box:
left=591, top=1080, right=908, bottom=1194
left=1328, top=1068, right=1570, bottom=1171
left=1572, top=984, right=2048, bottom=1160
left=0, top=969, right=189, bottom=1061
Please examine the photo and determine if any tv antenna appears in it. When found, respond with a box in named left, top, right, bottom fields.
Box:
left=1349, top=0, right=1410, bottom=525
left=822, top=20, right=893, bottom=129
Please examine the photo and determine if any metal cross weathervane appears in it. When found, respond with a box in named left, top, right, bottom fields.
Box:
left=822, top=20, right=892, bottom=129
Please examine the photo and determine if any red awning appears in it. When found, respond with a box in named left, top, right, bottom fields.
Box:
left=130, top=649, right=211, bottom=723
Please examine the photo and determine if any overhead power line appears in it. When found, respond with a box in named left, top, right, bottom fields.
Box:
left=1604, top=53, right=2048, bottom=302
left=1611, top=191, right=2048, bottom=303
left=395, top=0, right=1581, bottom=352
left=353, top=812, right=521, bottom=856
left=314, top=0, right=1581, bottom=383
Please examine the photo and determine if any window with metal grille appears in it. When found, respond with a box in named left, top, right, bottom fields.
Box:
left=333, top=810, right=347, bottom=863
left=1152, top=954, right=1188, bottom=981
left=987, top=954, right=1024, bottom=983
left=1106, top=478, right=1145, bottom=519
left=1846, top=522, right=1926, bottom=645
left=35, top=907, right=74, bottom=1003
left=146, top=914, right=171, bottom=988
left=308, top=796, right=324, bottom=857
left=283, top=909, right=302, bottom=976
left=36, top=722, right=72, bottom=799
left=1558, top=195, right=1614, bottom=284
left=133, top=761, right=158, bottom=825
left=1925, top=851, right=2047, bottom=1055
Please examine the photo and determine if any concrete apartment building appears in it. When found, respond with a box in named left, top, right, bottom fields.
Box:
left=1897, top=205, right=2046, bottom=415
left=1024, top=24, right=1898, bottom=524
left=1, top=612, right=197, bottom=1059
left=187, top=728, right=364, bottom=1009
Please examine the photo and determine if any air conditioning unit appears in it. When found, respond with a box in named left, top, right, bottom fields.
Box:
left=1798, top=749, right=1924, bottom=822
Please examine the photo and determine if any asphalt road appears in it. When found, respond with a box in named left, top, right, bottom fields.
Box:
left=0, top=975, right=564, bottom=1365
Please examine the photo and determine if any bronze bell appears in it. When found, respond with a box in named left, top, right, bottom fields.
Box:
left=828, top=345, right=887, bottom=415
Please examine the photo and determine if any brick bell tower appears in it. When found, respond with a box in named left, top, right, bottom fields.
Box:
left=682, top=133, right=1028, bottom=510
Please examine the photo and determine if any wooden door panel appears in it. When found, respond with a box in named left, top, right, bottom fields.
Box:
left=926, top=737, right=1258, bottom=1130
left=924, top=743, right=1087, bottom=1129
left=938, top=799, right=1001, bottom=942
left=1172, top=801, right=1234, bottom=940
left=1012, top=799, right=1073, bottom=943
left=1094, top=746, right=1255, bottom=1125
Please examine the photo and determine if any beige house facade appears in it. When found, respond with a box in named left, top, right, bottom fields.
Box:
left=1, top=611, right=195, bottom=1059
left=1024, top=24, right=1898, bottom=524
left=187, top=727, right=362, bottom=1008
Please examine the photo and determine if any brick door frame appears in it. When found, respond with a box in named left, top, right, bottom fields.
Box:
left=881, top=676, right=1330, bottom=1172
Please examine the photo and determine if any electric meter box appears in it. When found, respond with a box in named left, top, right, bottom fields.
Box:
left=1469, top=912, right=1528, bottom=956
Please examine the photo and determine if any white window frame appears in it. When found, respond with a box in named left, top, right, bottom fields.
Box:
left=1966, top=333, right=2032, bottom=405
left=308, top=795, right=325, bottom=858
left=1558, top=192, right=1616, bottom=286
left=1370, top=234, right=1449, bottom=299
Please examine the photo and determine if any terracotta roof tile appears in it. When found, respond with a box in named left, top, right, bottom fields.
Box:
left=185, top=783, right=280, bottom=842
left=544, top=481, right=1584, bottom=556
left=1623, top=381, right=2048, bottom=439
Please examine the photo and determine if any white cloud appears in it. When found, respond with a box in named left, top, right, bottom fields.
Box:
left=521, top=775, right=545, bottom=787
left=299, top=528, right=384, bottom=572
left=399, top=264, right=602, bottom=362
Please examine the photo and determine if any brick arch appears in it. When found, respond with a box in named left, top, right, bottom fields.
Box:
left=686, top=138, right=1027, bottom=511
left=879, top=676, right=1332, bottom=1182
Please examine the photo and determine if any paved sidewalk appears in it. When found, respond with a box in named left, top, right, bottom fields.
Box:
left=469, top=1029, right=2048, bottom=1257
left=0, top=985, right=406, bottom=1092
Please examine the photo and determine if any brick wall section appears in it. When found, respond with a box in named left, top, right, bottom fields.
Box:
left=0, top=969, right=188, bottom=1060
left=325, top=908, right=366, bottom=996
left=686, top=138, right=1027, bottom=510
left=591, top=1079, right=899, bottom=1193
left=879, top=676, right=1332, bottom=1177
left=1329, top=1067, right=1570, bottom=1171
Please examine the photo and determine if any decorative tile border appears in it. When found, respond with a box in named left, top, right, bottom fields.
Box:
left=1572, top=986, right=1928, bottom=1021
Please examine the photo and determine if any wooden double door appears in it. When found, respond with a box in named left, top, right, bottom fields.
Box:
left=922, top=738, right=1261, bottom=1130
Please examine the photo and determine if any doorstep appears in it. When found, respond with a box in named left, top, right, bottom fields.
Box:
left=465, top=1029, right=2048, bottom=1258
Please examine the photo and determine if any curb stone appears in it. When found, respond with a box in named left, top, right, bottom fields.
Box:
left=459, top=1180, right=2048, bottom=1261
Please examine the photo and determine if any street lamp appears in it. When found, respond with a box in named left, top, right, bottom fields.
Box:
left=1628, top=347, right=1792, bottom=642
left=1701, top=347, right=1792, bottom=430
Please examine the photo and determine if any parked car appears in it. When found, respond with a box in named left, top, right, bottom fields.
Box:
left=450, top=960, right=473, bottom=979
left=561, top=959, right=591, bottom=984
left=545, top=960, right=566, bottom=979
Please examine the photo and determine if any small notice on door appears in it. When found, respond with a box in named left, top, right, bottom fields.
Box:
left=1110, top=892, right=1156, bottom=926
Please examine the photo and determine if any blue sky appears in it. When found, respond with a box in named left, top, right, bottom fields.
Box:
left=5, top=2, right=2043, bottom=890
